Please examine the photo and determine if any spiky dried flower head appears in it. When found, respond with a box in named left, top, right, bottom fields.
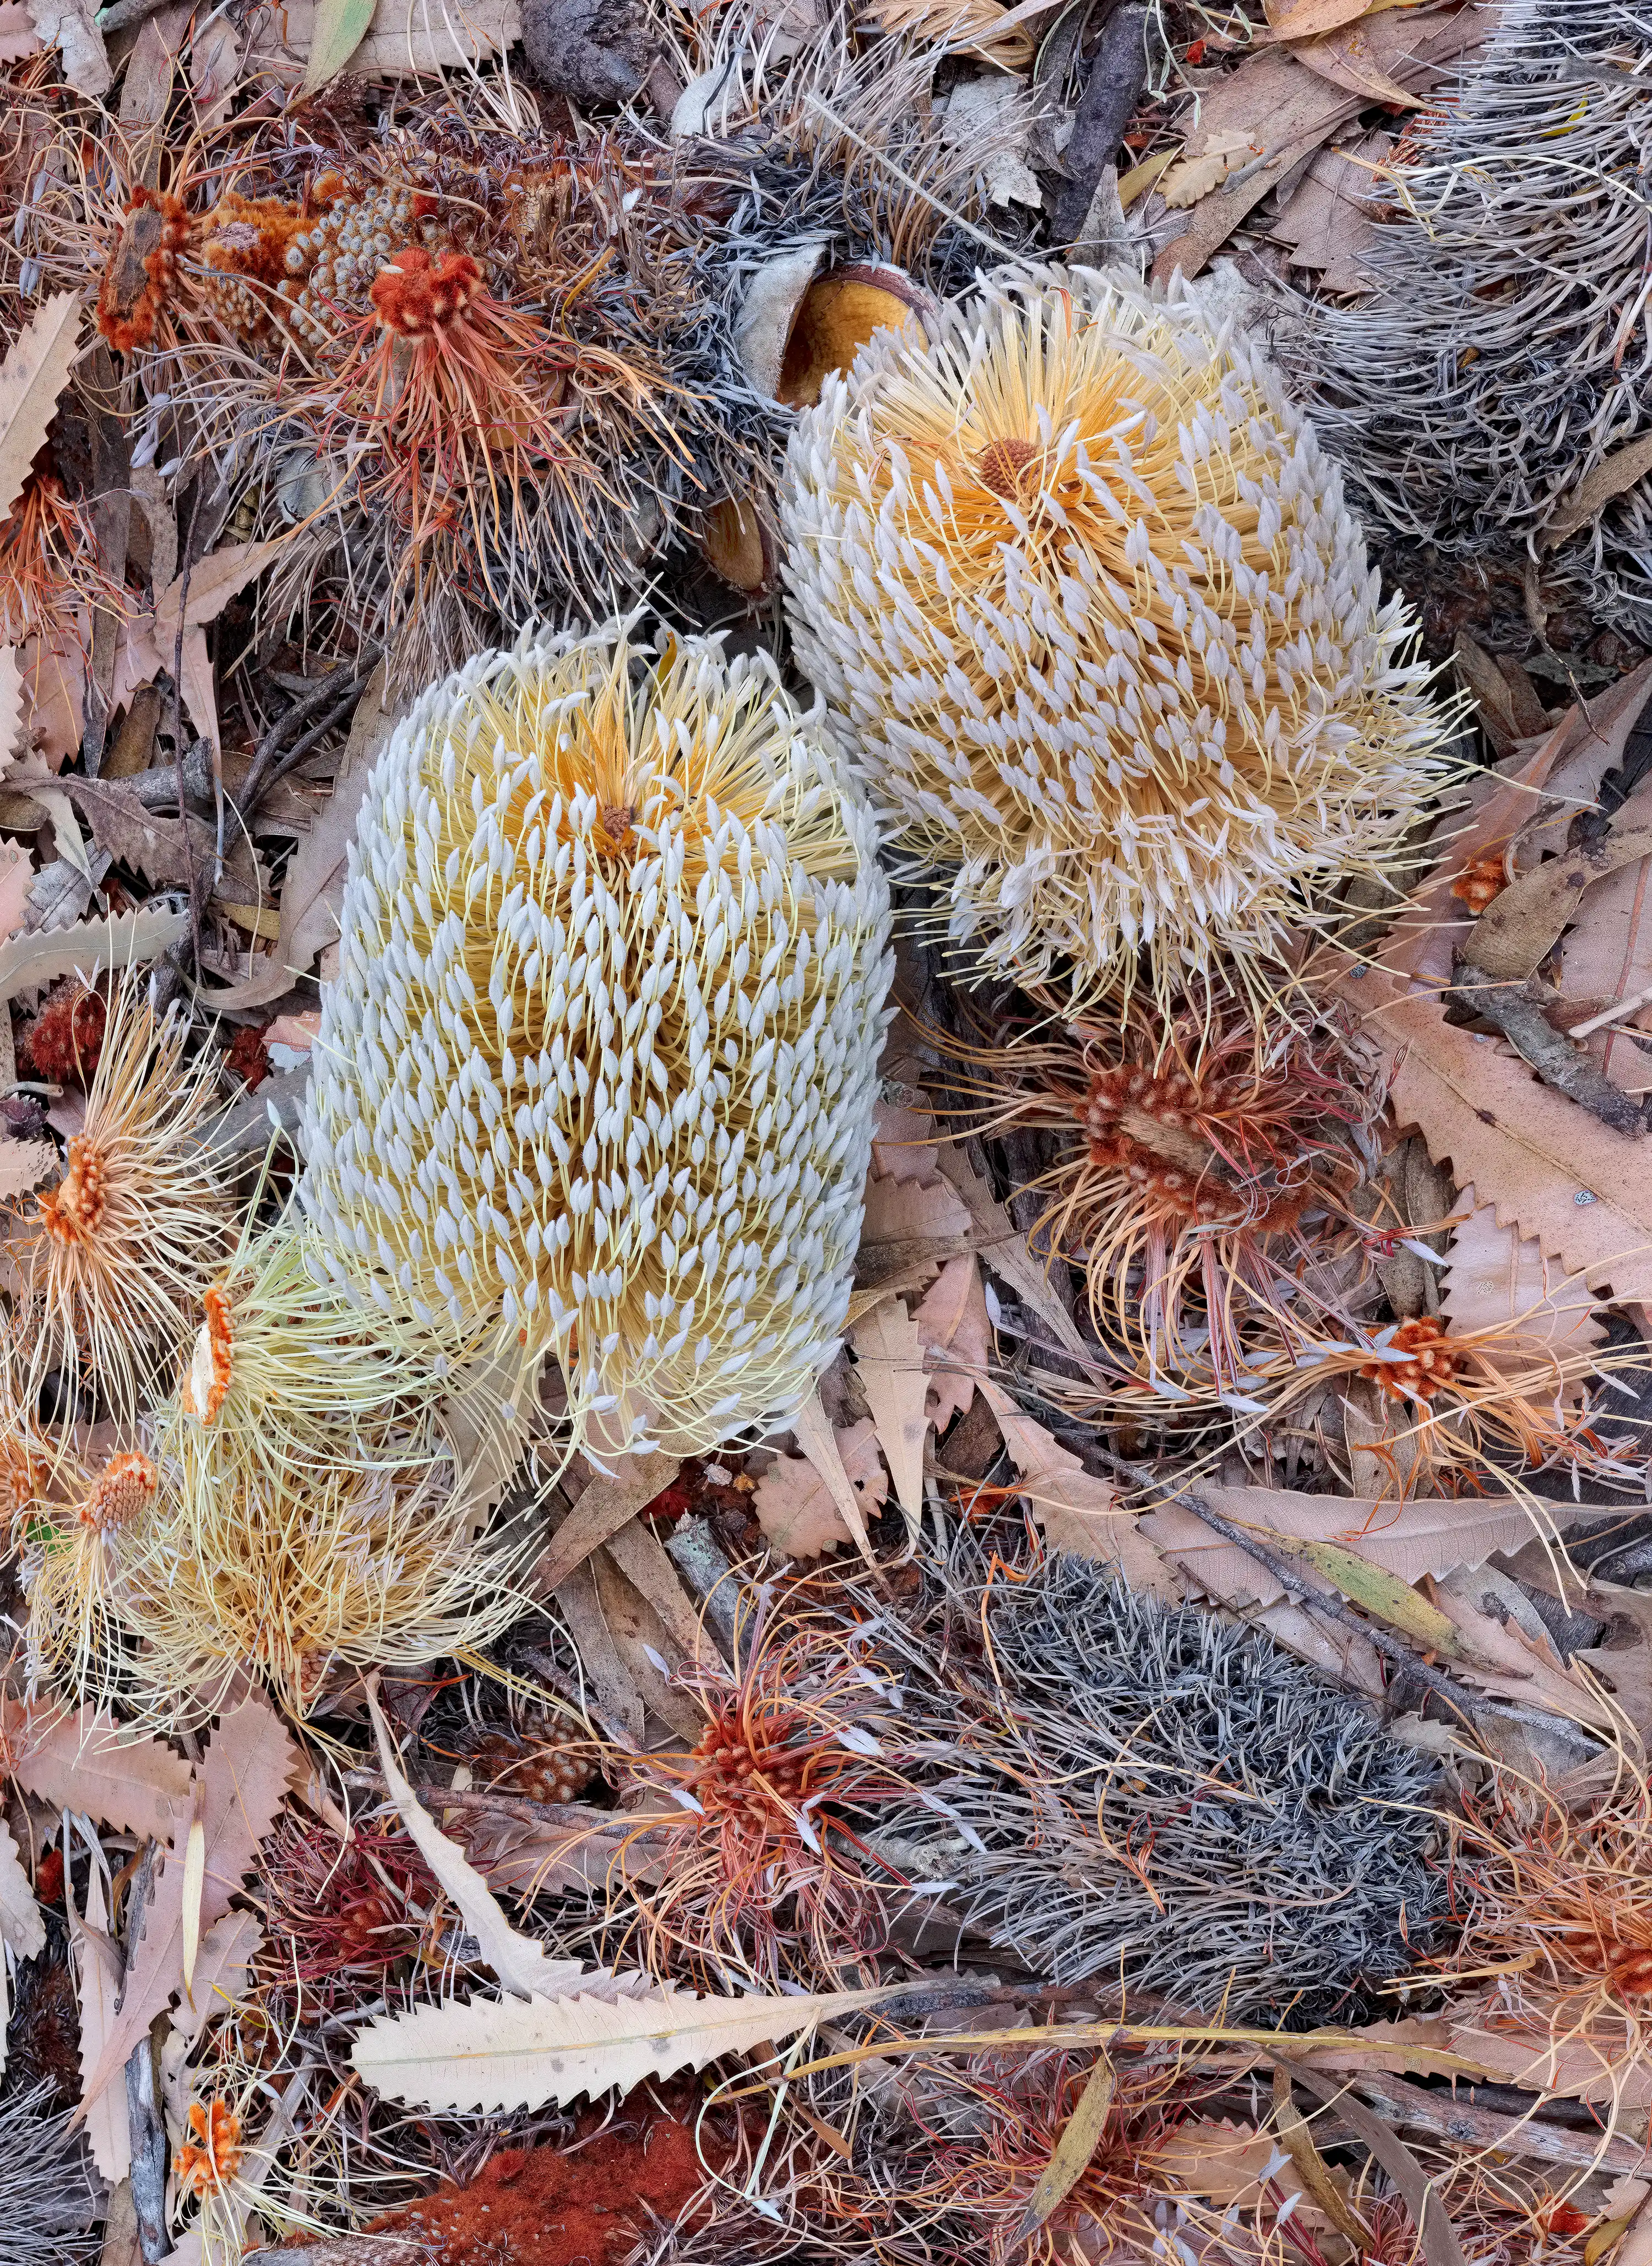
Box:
left=884, top=1546, right=1444, bottom=2024
left=611, top=1584, right=919, bottom=1986
left=9, top=971, right=232, bottom=1423
left=79, top=108, right=741, bottom=675
left=951, top=992, right=1379, bottom=1391
left=20, top=979, right=107, bottom=1086
left=781, top=263, right=1458, bottom=1012
left=1281, top=1, right=1652, bottom=638
left=300, top=618, right=893, bottom=1462
left=91, top=1398, right=532, bottom=1724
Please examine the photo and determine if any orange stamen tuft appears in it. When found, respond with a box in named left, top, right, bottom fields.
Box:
left=78, top=1450, right=157, bottom=1532
left=38, top=1139, right=108, bottom=1245
left=370, top=246, right=486, bottom=338
left=175, top=2099, right=244, bottom=2199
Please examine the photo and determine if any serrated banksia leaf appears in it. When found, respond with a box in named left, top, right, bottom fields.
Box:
left=300, top=619, right=893, bottom=1460
left=781, top=264, right=1458, bottom=1012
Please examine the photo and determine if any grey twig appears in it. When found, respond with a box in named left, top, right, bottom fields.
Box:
left=122, top=1849, right=170, bottom=2266
left=1050, top=4, right=1151, bottom=244
left=95, top=0, right=180, bottom=32
left=1449, top=962, right=1648, bottom=1136
left=237, top=656, right=378, bottom=816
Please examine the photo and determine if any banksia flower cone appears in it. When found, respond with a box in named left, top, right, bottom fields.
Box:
left=781, top=265, right=1455, bottom=1009
left=301, top=620, right=893, bottom=1459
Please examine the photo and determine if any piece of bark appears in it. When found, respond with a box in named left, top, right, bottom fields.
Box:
left=1051, top=6, right=1151, bottom=246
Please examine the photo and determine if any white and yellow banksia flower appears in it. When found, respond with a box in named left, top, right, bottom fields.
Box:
left=300, top=620, right=893, bottom=1458
left=781, top=264, right=1456, bottom=1009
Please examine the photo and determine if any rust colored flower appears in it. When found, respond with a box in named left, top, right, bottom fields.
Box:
left=175, top=2098, right=243, bottom=2200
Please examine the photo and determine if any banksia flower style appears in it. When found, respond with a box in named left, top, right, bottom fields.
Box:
left=1284, top=1, right=1652, bottom=637
left=888, top=1550, right=1443, bottom=2023
left=301, top=618, right=892, bottom=1461
left=9, top=972, right=231, bottom=1423
left=782, top=264, right=1455, bottom=1009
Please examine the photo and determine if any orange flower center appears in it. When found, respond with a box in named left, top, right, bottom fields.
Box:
left=175, top=2099, right=243, bottom=2199
left=974, top=435, right=1039, bottom=499
left=689, top=1711, right=808, bottom=1818
left=370, top=246, right=485, bottom=338
left=38, top=1138, right=108, bottom=1245
left=78, top=1451, right=157, bottom=1533
left=1359, top=1315, right=1458, bottom=1402
left=1450, top=854, right=1508, bottom=915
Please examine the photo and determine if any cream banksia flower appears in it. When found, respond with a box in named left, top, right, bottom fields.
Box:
left=300, top=620, right=893, bottom=1459
left=781, top=264, right=1457, bottom=1009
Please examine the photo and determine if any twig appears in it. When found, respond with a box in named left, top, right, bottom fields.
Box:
left=1349, top=2074, right=1648, bottom=2176
left=338, top=1767, right=670, bottom=1836
left=1050, top=4, right=1151, bottom=243
left=1449, top=963, right=1647, bottom=1135
left=237, top=656, right=377, bottom=815
left=122, top=1848, right=170, bottom=2265
left=1086, top=1447, right=1487, bottom=1724
left=94, top=0, right=180, bottom=31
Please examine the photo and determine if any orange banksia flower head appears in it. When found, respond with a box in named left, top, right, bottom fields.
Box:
left=95, top=186, right=189, bottom=357
left=175, top=2099, right=243, bottom=2199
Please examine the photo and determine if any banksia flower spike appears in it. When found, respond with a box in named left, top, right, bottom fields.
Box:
left=782, top=264, right=1457, bottom=1012
left=10, top=971, right=232, bottom=1425
left=301, top=617, right=893, bottom=1462
left=1283, top=1, right=1652, bottom=639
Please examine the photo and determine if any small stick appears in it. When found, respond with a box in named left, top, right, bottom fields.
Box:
left=237, top=655, right=376, bottom=814
left=338, top=1767, right=671, bottom=1836
left=1569, top=979, right=1652, bottom=1040
left=95, top=0, right=181, bottom=31
left=1086, top=1447, right=1487, bottom=1724
left=1051, top=4, right=1152, bottom=244
left=1450, top=963, right=1646, bottom=1136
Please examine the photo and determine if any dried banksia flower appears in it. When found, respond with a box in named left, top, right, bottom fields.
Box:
left=611, top=1588, right=917, bottom=1986
left=258, top=1813, right=435, bottom=2010
left=10, top=971, right=231, bottom=1421
left=954, top=994, right=1378, bottom=1390
left=20, top=979, right=107, bottom=1085
left=101, top=1398, right=531, bottom=1723
left=888, top=1549, right=1443, bottom=2024
left=81, top=98, right=741, bottom=674
left=301, top=618, right=892, bottom=1461
left=836, top=2046, right=1205, bottom=2266
left=781, top=264, right=1455, bottom=1009
left=1282, top=1, right=1652, bottom=636
left=1436, top=1757, right=1652, bottom=2054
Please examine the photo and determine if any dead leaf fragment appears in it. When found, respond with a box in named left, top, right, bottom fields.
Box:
left=753, top=1417, right=888, bottom=1559
left=0, top=294, right=84, bottom=528
left=914, top=1252, right=990, bottom=1432
left=22, top=0, right=106, bottom=91
left=850, top=1298, right=928, bottom=1536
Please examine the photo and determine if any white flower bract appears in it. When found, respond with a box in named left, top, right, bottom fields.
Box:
left=300, top=618, right=894, bottom=1458
left=780, top=263, right=1457, bottom=1009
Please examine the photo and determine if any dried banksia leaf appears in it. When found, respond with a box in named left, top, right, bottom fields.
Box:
left=887, top=1549, right=1444, bottom=2024
left=10, top=971, right=232, bottom=1422
left=301, top=618, right=892, bottom=1461
left=1281, top=2, right=1652, bottom=635
left=781, top=264, right=1457, bottom=1011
